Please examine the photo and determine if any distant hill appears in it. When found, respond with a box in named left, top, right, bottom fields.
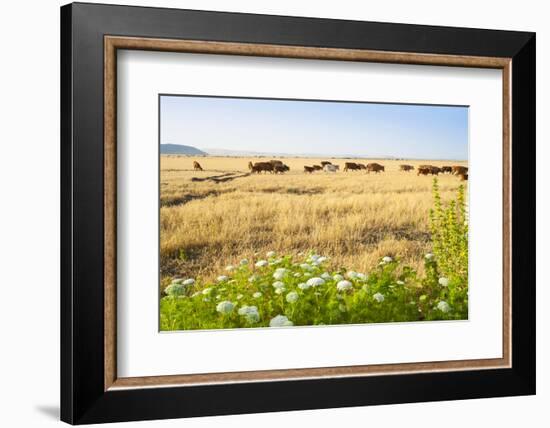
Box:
left=160, top=144, right=207, bottom=155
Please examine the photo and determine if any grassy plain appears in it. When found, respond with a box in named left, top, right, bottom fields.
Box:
left=160, top=155, right=467, bottom=289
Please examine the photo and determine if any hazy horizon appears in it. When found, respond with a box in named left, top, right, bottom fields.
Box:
left=160, top=95, right=469, bottom=161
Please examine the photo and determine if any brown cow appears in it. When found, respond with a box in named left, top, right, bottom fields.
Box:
left=399, top=164, right=414, bottom=172
left=441, top=166, right=453, bottom=174
left=304, top=166, right=315, bottom=174
left=269, top=160, right=284, bottom=167
left=358, top=163, right=367, bottom=170
left=320, top=161, right=332, bottom=167
left=452, top=166, right=468, bottom=176
left=458, top=173, right=468, bottom=181
left=418, top=165, right=440, bottom=175
left=430, top=166, right=441, bottom=175
left=343, top=162, right=361, bottom=172
left=193, top=161, right=203, bottom=171
left=366, top=163, right=385, bottom=174
left=248, top=161, right=274, bottom=174
left=417, top=167, right=431, bottom=176
left=312, top=165, right=323, bottom=171
left=274, top=164, right=290, bottom=174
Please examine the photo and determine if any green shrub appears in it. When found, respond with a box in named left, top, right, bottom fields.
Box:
left=429, top=178, right=468, bottom=281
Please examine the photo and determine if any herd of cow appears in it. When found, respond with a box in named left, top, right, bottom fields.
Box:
left=414, top=164, right=469, bottom=180
left=192, top=160, right=468, bottom=180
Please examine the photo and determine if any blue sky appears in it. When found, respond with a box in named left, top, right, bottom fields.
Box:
left=160, top=95, right=468, bottom=160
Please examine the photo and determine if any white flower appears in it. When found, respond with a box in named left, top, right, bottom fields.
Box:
left=270, top=258, right=283, bottom=265
left=217, top=275, right=229, bottom=282
left=236, top=294, right=243, bottom=300
left=191, top=291, right=200, bottom=298
left=202, top=287, right=213, bottom=295
left=216, top=301, right=234, bottom=314
left=182, top=278, right=195, bottom=286
left=246, top=312, right=260, bottom=323
left=373, top=293, right=385, bottom=302
left=437, top=301, right=451, bottom=313
left=225, top=265, right=235, bottom=272
left=253, top=292, right=262, bottom=298
left=273, top=268, right=287, bottom=280
left=293, top=272, right=302, bottom=278
left=321, top=272, right=331, bottom=280
left=425, top=253, right=434, bottom=260
left=266, top=251, right=276, bottom=258
left=306, top=277, right=325, bottom=287
left=286, top=291, right=299, bottom=303
left=165, top=283, right=186, bottom=296
left=333, top=274, right=344, bottom=281
left=272, top=271, right=284, bottom=280
left=272, top=281, right=285, bottom=290
left=300, top=263, right=313, bottom=271
left=396, top=280, right=405, bottom=285
left=336, top=280, right=353, bottom=292
left=356, top=273, right=368, bottom=281
left=317, top=256, right=327, bottom=263
left=269, top=315, right=293, bottom=327
left=238, top=305, right=260, bottom=323
left=309, top=254, right=321, bottom=262
left=239, top=258, right=249, bottom=265
left=346, top=271, right=358, bottom=279
left=382, top=256, right=393, bottom=263
left=438, top=277, right=449, bottom=287
left=255, top=260, right=268, bottom=268
left=273, top=281, right=286, bottom=294
left=298, top=282, right=310, bottom=290
left=248, top=275, right=258, bottom=283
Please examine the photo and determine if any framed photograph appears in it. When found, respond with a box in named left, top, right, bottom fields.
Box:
left=61, top=2, right=535, bottom=424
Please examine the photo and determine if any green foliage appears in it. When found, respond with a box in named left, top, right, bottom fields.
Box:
left=426, top=178, right=469, bottom=318
left=429, top=178, right=468, bottom=282
left=160, top=251, right=467, bottom=331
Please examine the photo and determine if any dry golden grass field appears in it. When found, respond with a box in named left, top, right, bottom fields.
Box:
left=160, top=155, right=468, bottom=289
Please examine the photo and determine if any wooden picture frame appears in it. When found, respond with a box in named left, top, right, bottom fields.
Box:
left=61, top=2, right=535, bottom=424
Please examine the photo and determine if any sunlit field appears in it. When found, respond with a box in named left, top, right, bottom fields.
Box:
left=160, top=155, right=467, bottom=284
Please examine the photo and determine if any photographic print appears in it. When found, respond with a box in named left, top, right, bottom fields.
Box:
left=159, top=95, right=469, bottom=331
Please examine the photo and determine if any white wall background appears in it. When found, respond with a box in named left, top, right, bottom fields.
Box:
left=0, top=0, right=545, bottom=427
